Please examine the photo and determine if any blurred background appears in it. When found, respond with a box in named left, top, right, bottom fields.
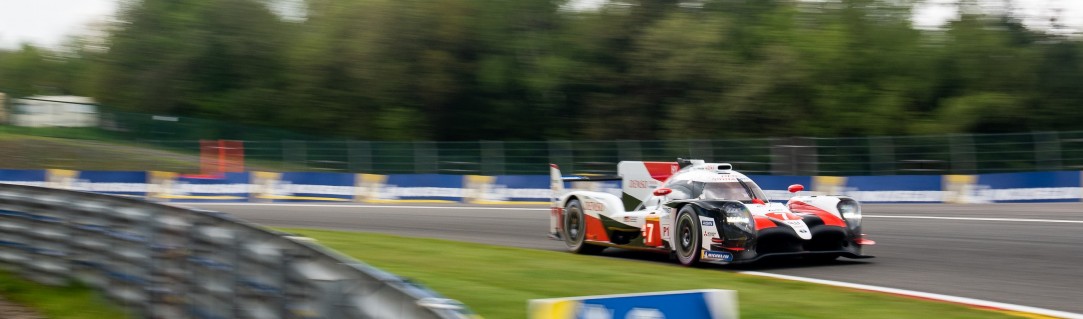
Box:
left=0, top=0, right=1081, bottom=174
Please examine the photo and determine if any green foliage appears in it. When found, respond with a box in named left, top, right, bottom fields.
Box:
left=1, top=0, right=1082, bottom=140
left=0, top=270, right=131, bottom=319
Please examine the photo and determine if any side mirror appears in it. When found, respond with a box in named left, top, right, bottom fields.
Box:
left=653, top=188, right=672, bottom=196
left=788, top=184, right=805, bottom=193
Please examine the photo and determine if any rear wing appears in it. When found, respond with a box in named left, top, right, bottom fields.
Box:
left=561, top=175, right=622, bottom=182
left=616, top=161, right=680, bottom=209
left=549, top=164, right=620, bottom=198
left=551, top=161, right=682, bottom=211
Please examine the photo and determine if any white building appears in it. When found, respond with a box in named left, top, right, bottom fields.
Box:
left=12, top=96, right=99, bottom=128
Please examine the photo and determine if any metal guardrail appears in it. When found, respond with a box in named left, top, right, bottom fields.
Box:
left=0, top=183, right=474, bottom=319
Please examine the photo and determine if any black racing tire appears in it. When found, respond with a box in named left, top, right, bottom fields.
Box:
left=562, top=199, right=605, bottom=255
left=673, top=205, right=702, bottom=266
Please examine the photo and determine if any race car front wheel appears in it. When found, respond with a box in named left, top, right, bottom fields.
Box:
left=563, top=199, right=604, bottom=255
left=674, top=205, right=702, bottom=266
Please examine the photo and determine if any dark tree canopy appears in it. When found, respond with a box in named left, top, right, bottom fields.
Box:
left=1, top=0, right=1081, bottom=140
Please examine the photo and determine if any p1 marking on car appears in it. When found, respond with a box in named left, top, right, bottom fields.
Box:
left=548, top=159, right=874, bottom=265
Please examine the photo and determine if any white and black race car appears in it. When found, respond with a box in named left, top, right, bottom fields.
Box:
left=548, top=159, right=874, bottom=265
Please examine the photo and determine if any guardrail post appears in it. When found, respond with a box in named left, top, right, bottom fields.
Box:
left=348, top=141, right=373, bottom=173
left=870, top=136, right=895, bottom=175
left=415, top=141, right=439, bottom=174
left=685, top=139, right=708, bottom=160
left=617, top=140, right=642, bottom=160
left=949, top=134, right=976, bottom=174
left=771, top=137, right=817, bottom=175
left=481, top=141, right=505, bottom=175
left=1034, top=131, right=1062, bottom=171
left=549, top=140, right=573, bottom=173
left=284, top=140, right=307, bottom=168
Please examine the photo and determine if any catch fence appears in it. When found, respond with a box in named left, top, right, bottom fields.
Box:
left=2, top=106, right=1081, bottom=176
left=133, top=131, right=1083, bottom=176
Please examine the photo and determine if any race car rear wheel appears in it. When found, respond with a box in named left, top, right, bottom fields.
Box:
left=674, top=205, right=702, bottom=266
left=563, top=199, right=604, bottom=255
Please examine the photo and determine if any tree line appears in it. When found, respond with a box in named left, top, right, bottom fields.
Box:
left=1, top=0, right=1081, bottom=141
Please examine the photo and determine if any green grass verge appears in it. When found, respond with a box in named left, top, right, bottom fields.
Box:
left=0, top=270, right=130, bottom=319
left=277, top=228, right=1014, bottom=319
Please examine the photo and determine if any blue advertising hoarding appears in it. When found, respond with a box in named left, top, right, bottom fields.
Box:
left=158, top=172, right=251, bottom=202
left=968, top=171, right=1081, bottom=203
left=835, top=175, right=943, bottom=203
left=0, top=169, right=46, bottom=186
left=258, top=172, right=356, bottom=202
left=0, top=169, right=1078, bottom=204
left=72, top=170, right=149, bottom=197
left=465, top=175, right=550, bottom=204
left=359, top=174, right=464, bottom=203
left=529, top=289, right=737, bottom=319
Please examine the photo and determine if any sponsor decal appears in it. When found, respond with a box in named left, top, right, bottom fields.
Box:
left=703, top=251, right=733, bottom=262
left=584, top=201, right=606, bottom=212
left=703, top=231, right=717, bottom=237
left=779, top=220, right=812, bottom=239
left=623, top=216, right=638, bottom=223
left=661, top=226, right=671, bottom=238
left=701, top=220, right=714, bottom=226
left=629, top=180, right=651, bottom=189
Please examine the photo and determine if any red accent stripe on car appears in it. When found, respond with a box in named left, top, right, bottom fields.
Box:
left=643, top=162, right=680, bottom=182
left=584, top=214, right=610, bottom=242
left=789, top=201, right=848, bottom=227
left=754, top=216, right=777, bottom=230
left=552, top=207, right=564, bottom=232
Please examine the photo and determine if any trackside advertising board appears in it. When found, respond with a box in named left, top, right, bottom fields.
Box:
left=0, top=169, right=46, bottom=186
left=944, top=171, right=1082, bottom=203
left=528, top=289, right=738, bottom=319
left=152, top=172, right=251, bottom=202
left=69, top=170, right=149, bottom=197
left=835, top=175, right=944, bottom=203
left=254, top=172, right=356, bottom=202
left=465, top=175, right=551, bottom=204
left=1, top=169, right=1082, bottom=203
left=358, top=174, right=464, bottom=203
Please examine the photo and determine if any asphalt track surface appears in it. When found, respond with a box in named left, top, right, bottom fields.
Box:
left=187, top=202, right=1083, bottom=315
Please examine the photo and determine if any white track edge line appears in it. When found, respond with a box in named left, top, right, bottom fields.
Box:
left=867, top=215, right=1083, bottom=224
left=739, top=271, right=1083, bottom=319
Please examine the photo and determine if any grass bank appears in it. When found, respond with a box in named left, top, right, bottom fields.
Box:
left=0, top=270, right=129, bottom=319
left=279, top=228, right=1014, bottom=319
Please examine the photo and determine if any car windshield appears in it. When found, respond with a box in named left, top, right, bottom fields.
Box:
left=698, top=180, right=768, bottom=202
left=701, top=182, right=753, bottom=201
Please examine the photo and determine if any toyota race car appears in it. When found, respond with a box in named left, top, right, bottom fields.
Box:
left=548, top=159, right=874, bottom=265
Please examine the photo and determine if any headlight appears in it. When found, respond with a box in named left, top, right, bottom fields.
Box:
left=723, top=203, right=753, bottom=233
left=837, top=200, right=861, bottom=227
